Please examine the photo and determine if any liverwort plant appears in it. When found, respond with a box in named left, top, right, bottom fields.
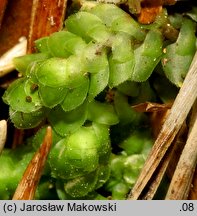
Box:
left=1, top=3, right=197, bottom=199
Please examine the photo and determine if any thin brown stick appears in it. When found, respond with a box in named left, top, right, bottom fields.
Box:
left=12, top=126, right=52, bottom=200
left=0, top=120, right=7, bottom=154
left=188, top=101, right=197, bottom=200
left=188, top=166, right=197, bottom=200
left=165, top=112, right=197, bottom=199
left=141, top=124, right=187, bottom=199
left=12, top=129, right=25, bottom=149
left=28, top=0, right=67, bottom=53
left=133, top=109, right=171, bottom=199
left=128, top=51, right=197, bottom=200
left=188, top=100, right=197, bottom=134
left=140, top=148, right=173, bottom=200
left=166, top=123, right=187, bottom=179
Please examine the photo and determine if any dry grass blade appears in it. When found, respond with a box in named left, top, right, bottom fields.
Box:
left=188, top=101, right=197, bottom=200
left=12, top=126, right=52, bottom=200
left=131, top=105, right=185, bottom=199
left=128, top=51, right=197, bottom=200
left=165, top=113, right=197, bottom=199
left=0, top=37, right=27, bottom=77
left=140, top=143, right=174, bottom=199
left=0, top=120, right=7, bottom=154
left=138, top=108, right=171, bottom=199
left=28, top=0, right=67, bottom=53
left=140, top=124, right=186, bottom=199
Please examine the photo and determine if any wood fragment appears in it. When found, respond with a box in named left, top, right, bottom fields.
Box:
left=128, top=51, right=197, bottom=200
left=28, top=0, right=67, bottom=53
left=12, top=126, right=52, bottom=200
left=0, top=120, right=7, bottom=154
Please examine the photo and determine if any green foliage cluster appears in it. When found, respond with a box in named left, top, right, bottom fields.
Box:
left=1, top=3, right=197, bottom=199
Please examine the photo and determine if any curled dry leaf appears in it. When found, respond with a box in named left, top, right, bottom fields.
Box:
left=12, top=126, right=52, bottom=200
left=150, top=109, right=170, bottom=139
left=132, top=102, right=172, bottom=138
left=132, top=102, right=172, bottom=113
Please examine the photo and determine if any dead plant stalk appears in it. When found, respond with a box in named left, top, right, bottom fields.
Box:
left=128, top=51, right=197, bottom=200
